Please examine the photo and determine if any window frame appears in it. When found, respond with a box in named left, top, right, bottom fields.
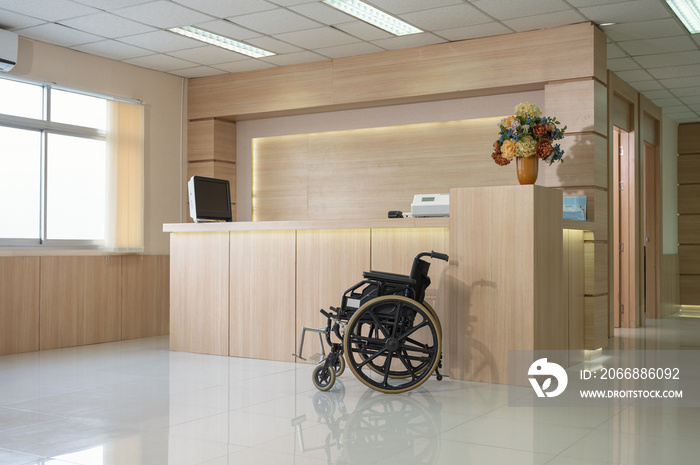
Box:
left=0, top=76, right=110, bottom=249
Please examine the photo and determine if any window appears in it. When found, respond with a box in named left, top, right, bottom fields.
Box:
left=0, top=76, right=143, bottom=250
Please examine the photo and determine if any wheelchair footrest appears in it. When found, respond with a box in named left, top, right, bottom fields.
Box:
left=307, top=353, right=324, bottom=364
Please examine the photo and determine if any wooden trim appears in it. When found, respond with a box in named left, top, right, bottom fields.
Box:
left=188, top=23, right=603, bottom=121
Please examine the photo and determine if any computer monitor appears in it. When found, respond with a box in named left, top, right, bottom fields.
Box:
left=188, top=176, right=233, bottom=223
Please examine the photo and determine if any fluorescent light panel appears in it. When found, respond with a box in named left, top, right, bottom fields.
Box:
left=666, top=0, right=700, bottom=33
left=168, top=26, right=275, bottom=58
left=322, top=0, right=422, bottom=36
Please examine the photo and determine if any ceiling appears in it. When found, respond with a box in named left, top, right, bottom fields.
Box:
left=1, top=0, right=699, bottom=123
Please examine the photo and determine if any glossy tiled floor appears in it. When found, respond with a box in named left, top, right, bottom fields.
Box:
left=1, top=316, right=700, bottom=465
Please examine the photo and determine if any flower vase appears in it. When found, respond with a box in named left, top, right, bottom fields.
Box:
left=516, top=156, right=538, bottom=185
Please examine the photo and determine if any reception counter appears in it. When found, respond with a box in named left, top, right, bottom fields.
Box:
left=165, top=185, right=593, bottom=384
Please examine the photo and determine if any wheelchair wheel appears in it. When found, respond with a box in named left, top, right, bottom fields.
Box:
left=312, top=363, right=336, bottom=391
left=333, top=353, right=346, bottom=377
left=344, top=296, right=441, bottom=393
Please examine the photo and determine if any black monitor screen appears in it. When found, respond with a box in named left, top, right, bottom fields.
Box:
left=190, top=176, right=232, bottom=222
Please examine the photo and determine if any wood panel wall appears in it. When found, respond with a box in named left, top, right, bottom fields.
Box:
left=678, top=122, right=700, bottom=307
left=0, top=255, right=169, bottom=355
left=187, top=119, right=237, bottom=221
left=253, top=118, right=516, bottom=221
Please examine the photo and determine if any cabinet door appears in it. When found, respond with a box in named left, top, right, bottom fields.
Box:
left=230, top=230, right=295, bottom=361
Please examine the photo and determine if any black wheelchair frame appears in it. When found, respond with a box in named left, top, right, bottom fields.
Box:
left=294, top=250, right=449, bottom=393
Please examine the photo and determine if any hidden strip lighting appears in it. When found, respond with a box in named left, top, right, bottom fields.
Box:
left=168, top=26, right=275, bottom=58
left=322, top=0, right=422, bottom=36
left=666, top=0, right=700, bottom=33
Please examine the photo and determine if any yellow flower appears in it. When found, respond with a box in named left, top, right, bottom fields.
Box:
left=502, top=140, right=516, bottom=159
left=513, top=102, right=541, bottom=118
left=515, top=135, right=537, bottom=158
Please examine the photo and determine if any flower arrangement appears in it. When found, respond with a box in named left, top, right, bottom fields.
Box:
left=491, top=102, right=566, bottom=166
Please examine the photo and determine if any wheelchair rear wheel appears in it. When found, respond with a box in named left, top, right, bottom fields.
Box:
left=343, top=296, right=441, bottom=393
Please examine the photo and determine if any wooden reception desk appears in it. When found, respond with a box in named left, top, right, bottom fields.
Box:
left=165, top=185, right=590, bottom=384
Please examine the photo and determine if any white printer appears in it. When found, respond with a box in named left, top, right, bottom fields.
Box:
left=410, top=193, right=449, bottom=217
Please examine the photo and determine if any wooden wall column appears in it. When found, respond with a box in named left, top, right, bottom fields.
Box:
left=678, top=122, right=700, bottom=307
left=187, top=119, right=237, bottom=220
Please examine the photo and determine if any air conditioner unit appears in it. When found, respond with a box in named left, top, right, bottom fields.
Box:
left=0, top=29, right=18, bottom=72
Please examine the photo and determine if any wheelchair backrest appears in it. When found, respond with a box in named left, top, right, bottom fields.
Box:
left=409, top=259, right=431, bottom=303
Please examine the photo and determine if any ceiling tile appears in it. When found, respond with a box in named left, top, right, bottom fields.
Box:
left=650, top=97, right=685, bottom=107
left=273, top=26, right=359, bottom=49
left=71, top=39, right=153, bottom=60
left=634, top=50, right=700, bottom=68
left=577, top=0, right=672, bottom=24
left=113, top=0, right=214, bottom=29
left=167, top=44, right=250, bottom=65
left=0, top=0, right=99, bottom=22
left=314, top=41, right=385, bottom=59
left=681, top=95, right=700, bottom=105
left=72, top=0, right=154, bottom=10
left=567, top=0, right=628, bottom=6
left=213, top=59, right=275, bottom=73
left=193, top=20, right=261, bottom=41
left=59, top=12, right=157, bottom=39
left=268, top=0, right=318, bottom=6
left=617, top=36, right=697, bottom=56
left=608, top=57, right=641, bottom=71
left=660, top=76, right=700, bottom=89
left=630, top=80, right=665, bottom=92
left=672, top=86, right=700, bottom=97
left=118, top=30, right=204, bottom=53
left=647, top=64, right=700, bottom=80
left=370, top=0, right=464, bottom=15
left=229, top=8, right=319, bottom=35
left=503, top=11, right=589, bottom=33
left=123, top=53, right=197, bottom=71
left=435, top=22, right=513, bottom=42
left=173, top=0, right=278, bottom=17
left=245, top=36, right=303, bottom=54
left=400, top=4, right=493, bottom=30
left=259, top=50, right=326, bottom=66
left=371, top=32, right=446, bottom=51
left=288, top=2, right=354, bottom=25
left=606, top=42, right=627, bottom=59
left=614, top=69, right=654, bottom=82
left=17, top=23, right=104, bottom=47
left=471, top=0, right=571, bottom=20
left=603, top=18, right=686, bottom=41
left=643, top=89, right=675, bottom=99
left=0, top=8, right=46, bottom=29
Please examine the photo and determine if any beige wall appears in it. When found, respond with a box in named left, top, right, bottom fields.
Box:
left=8, top=38, right=185, bottom=255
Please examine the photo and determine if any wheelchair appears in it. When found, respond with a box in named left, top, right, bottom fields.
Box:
left=293, top=251, right=449, bottom=393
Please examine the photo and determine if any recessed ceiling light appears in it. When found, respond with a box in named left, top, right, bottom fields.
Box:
left=598, top=22, right=616, bottom=27
left=168, top=26, right=275, bottom=58
left=322, top=0, right=423, bottom=36
left=666, top=0, right=700, bottom=34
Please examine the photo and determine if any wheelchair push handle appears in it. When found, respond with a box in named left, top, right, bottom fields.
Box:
left=416, top=250, right=449, bottom=262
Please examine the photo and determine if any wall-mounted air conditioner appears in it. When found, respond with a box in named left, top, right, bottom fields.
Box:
left=0, top=29, right=18, bottom=72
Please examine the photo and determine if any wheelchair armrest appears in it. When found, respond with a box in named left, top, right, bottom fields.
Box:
left=362, top=270, right=416, bottom=286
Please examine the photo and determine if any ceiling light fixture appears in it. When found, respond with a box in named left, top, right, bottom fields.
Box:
left=322, top=0, right=423, bottom=36
left=168, top=26, right=276, bottom=58
left=666, top=0, right=700, bottom=34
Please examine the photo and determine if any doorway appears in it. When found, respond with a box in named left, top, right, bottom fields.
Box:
left=643, top=141, right=661, bottom=319
left=613, top=127, right=635, bottom=328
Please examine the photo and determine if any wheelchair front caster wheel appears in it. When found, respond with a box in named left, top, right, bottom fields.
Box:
left=332, top=354, right=345, bottom=377
left=312, top=364, right=336, bottom=391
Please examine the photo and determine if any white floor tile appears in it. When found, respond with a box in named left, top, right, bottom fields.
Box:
left=0, top=319, right=698, bottom=464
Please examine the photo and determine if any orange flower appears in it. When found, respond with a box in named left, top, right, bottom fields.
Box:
left=502, top=140, right=516, bottom=159
left=533, top=124, right=549, bottom=137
